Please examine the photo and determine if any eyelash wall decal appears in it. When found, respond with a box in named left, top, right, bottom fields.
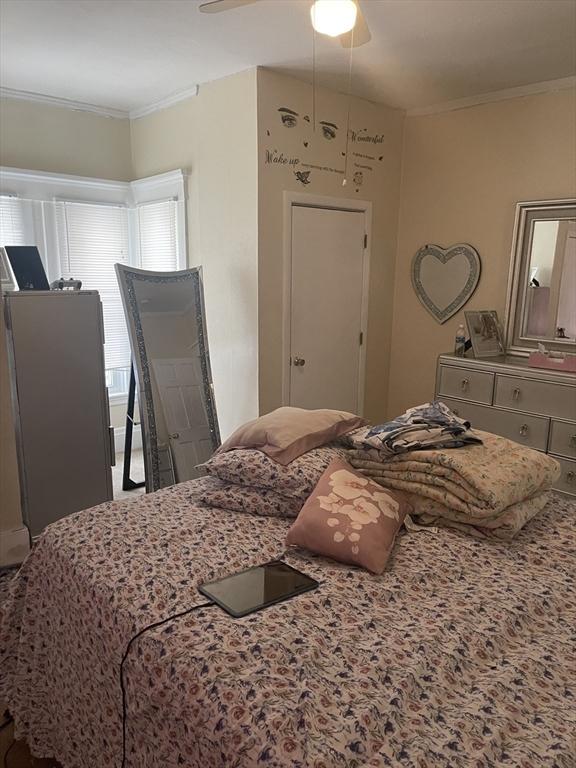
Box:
left=278, top=107, right=299, bottom=128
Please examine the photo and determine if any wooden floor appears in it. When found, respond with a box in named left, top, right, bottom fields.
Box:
left=1, top=717, right=61, bottom=768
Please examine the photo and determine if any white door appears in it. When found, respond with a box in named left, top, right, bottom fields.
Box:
left=289, top=205, right=367, bottom=413
left=552, top=221, right=576, bottom=339
left=151, top=356, right=214, bottom=482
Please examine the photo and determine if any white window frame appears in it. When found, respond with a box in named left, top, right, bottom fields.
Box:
left=0, top=166, right=188, bottom=403
left=0, top=167, right=187, bottom=272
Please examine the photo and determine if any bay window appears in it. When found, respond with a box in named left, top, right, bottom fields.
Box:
left=0, top=168, right=186, bottom=399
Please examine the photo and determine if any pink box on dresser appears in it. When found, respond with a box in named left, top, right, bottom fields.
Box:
left=528, top=351, right=576, bottom=372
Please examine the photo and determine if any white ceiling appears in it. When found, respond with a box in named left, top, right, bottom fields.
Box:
left=1, top=0, right=575, bottom=114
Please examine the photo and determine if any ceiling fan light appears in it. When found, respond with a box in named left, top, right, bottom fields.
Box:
left=310, top=0, right=358, bottom=38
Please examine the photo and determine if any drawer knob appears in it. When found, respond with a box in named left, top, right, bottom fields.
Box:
left=513, top=387, right=521, bottom=401
left=460, top=378, right=469, bottom=391
left=567, top=471, right=575, bottom=484
left=169, top=432, right=180, bottom=440
left=570, top=435, right=576, bottom=447
left=519, top=424, right=529, bottom=437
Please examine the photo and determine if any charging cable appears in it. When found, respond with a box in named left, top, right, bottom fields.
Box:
left=120, top=600, right=215, bottom=768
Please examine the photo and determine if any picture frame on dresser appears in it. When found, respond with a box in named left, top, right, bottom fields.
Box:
left=465, top=310, right=505, bottom=358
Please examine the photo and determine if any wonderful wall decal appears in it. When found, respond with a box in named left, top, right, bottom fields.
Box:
left=264, top=102, right=386, bottom=192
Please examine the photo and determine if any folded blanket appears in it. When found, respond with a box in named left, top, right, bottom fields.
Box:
left=346, top=401, right=482, bottom=456
left=349, top=430, right=560, bottom=527
left=404, top=491, right=551, bottom=540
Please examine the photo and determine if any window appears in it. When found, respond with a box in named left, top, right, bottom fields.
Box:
left=138, top=199, right=179, bottom=271
left=0, top=167, right=186, bottom=400
left=0, top=195, right=26, bottom=246
left=55, top=201, right=131, bottom=372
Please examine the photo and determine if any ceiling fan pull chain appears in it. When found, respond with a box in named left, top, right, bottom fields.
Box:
left=343, top=24, right=355, bottom=185
left=312, top=24, right=317, bottom=132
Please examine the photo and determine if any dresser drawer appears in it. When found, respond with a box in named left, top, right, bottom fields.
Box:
left=550, top=455, right=576, bottom=496
left=438, top=366, right=494, bottom=405
left=549, top=420, right=576, bottom=459
left=494, top=375, right=576, bottom=420
left=441, top=398, right=549, bottom=451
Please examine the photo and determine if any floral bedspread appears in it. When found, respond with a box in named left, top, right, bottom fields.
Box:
left=1, top=480, right=575, bottom=768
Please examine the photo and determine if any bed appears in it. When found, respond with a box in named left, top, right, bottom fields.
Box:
left=1, top=477, right=575, bottom=768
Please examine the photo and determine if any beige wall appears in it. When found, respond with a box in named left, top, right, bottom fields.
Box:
left=257, top=69, right=404, bottom=424
left=0, top=98, right=132, bottom=180
left=388, top=87, right=576, bottom=417
left=130, top=69, right=259, bottom=440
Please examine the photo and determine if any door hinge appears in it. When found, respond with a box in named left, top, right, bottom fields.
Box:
left=363, top=234, right=368, bottom=249
left=359, top=331, right=363, bottom=346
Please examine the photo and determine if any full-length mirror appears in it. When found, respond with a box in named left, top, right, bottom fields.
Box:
left=116, top=265, right=220, bottom=491
left=505, top=199, right=576, bottom=354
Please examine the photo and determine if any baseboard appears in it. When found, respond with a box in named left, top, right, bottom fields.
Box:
left=0, top=526, right=30, bottom=567
left=114, top=423, right=142, bottom=454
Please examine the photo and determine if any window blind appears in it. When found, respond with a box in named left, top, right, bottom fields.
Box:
left=0, top=195, right=26, bottom=246
left=138, top=199, right=179, bottom=271
left=55, top=201, right=131, bottom=370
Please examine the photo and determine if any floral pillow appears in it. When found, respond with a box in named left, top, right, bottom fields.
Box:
left=200, top=444, right=348, bottom=500
left=286, top=459, right=410, bottom=574
left=195, top=477, right=302, bottom=518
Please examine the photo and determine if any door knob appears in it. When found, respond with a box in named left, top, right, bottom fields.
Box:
left=169, top=432, right=180, bottom=440
left=293, top=357, right=306, bottom=367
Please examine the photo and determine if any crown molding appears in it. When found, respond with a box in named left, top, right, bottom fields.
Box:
left=129, top=85, right=199, bottom=119
left=0, top=83, right=200, bottom=121
left=0, top=86, right=129, bottom=118
left=407, top=76, right=576, bottom=117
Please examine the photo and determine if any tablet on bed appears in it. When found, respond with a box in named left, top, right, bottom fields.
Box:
left=198, top=560, right=319, bottom=618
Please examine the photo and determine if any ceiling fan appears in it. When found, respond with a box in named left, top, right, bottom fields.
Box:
left=198, top=0, right=372, bottom=48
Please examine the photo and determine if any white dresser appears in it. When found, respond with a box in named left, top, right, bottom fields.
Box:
left=435, top=354, right=576, bottom=496
left=4, top=290, right=114, bottom=536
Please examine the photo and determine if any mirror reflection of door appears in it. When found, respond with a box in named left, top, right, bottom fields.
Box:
left=550, top=220, right=576, bottom=340
left=151, top=357, right=214, bottom=481
left=524, top=218, right=576, bottom=342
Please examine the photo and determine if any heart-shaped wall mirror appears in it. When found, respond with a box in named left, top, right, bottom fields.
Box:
left=411, top=243, right=481, bottom=324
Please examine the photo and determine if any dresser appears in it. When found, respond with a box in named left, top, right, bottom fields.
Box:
left=4, top=290, right=114, bottom=536
left=435, top=354, right=576, bottom=496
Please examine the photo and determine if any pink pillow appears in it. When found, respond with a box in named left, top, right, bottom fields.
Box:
left=286, top=459, right=410, bottom=574
left=217, top=407, right=366, bottom=465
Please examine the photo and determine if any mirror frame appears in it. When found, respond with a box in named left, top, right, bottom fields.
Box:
left=116, top=264, right=220, bottom=492
left=504, top=198, right=576, bottom=356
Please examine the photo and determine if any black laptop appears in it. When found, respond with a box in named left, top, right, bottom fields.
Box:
left=4, top=246, right=50, bottom=290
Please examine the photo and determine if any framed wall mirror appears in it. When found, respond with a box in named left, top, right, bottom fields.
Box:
left=505, top=199, right=576, bottom=355
left=116, top=265, right=220, bottom=492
